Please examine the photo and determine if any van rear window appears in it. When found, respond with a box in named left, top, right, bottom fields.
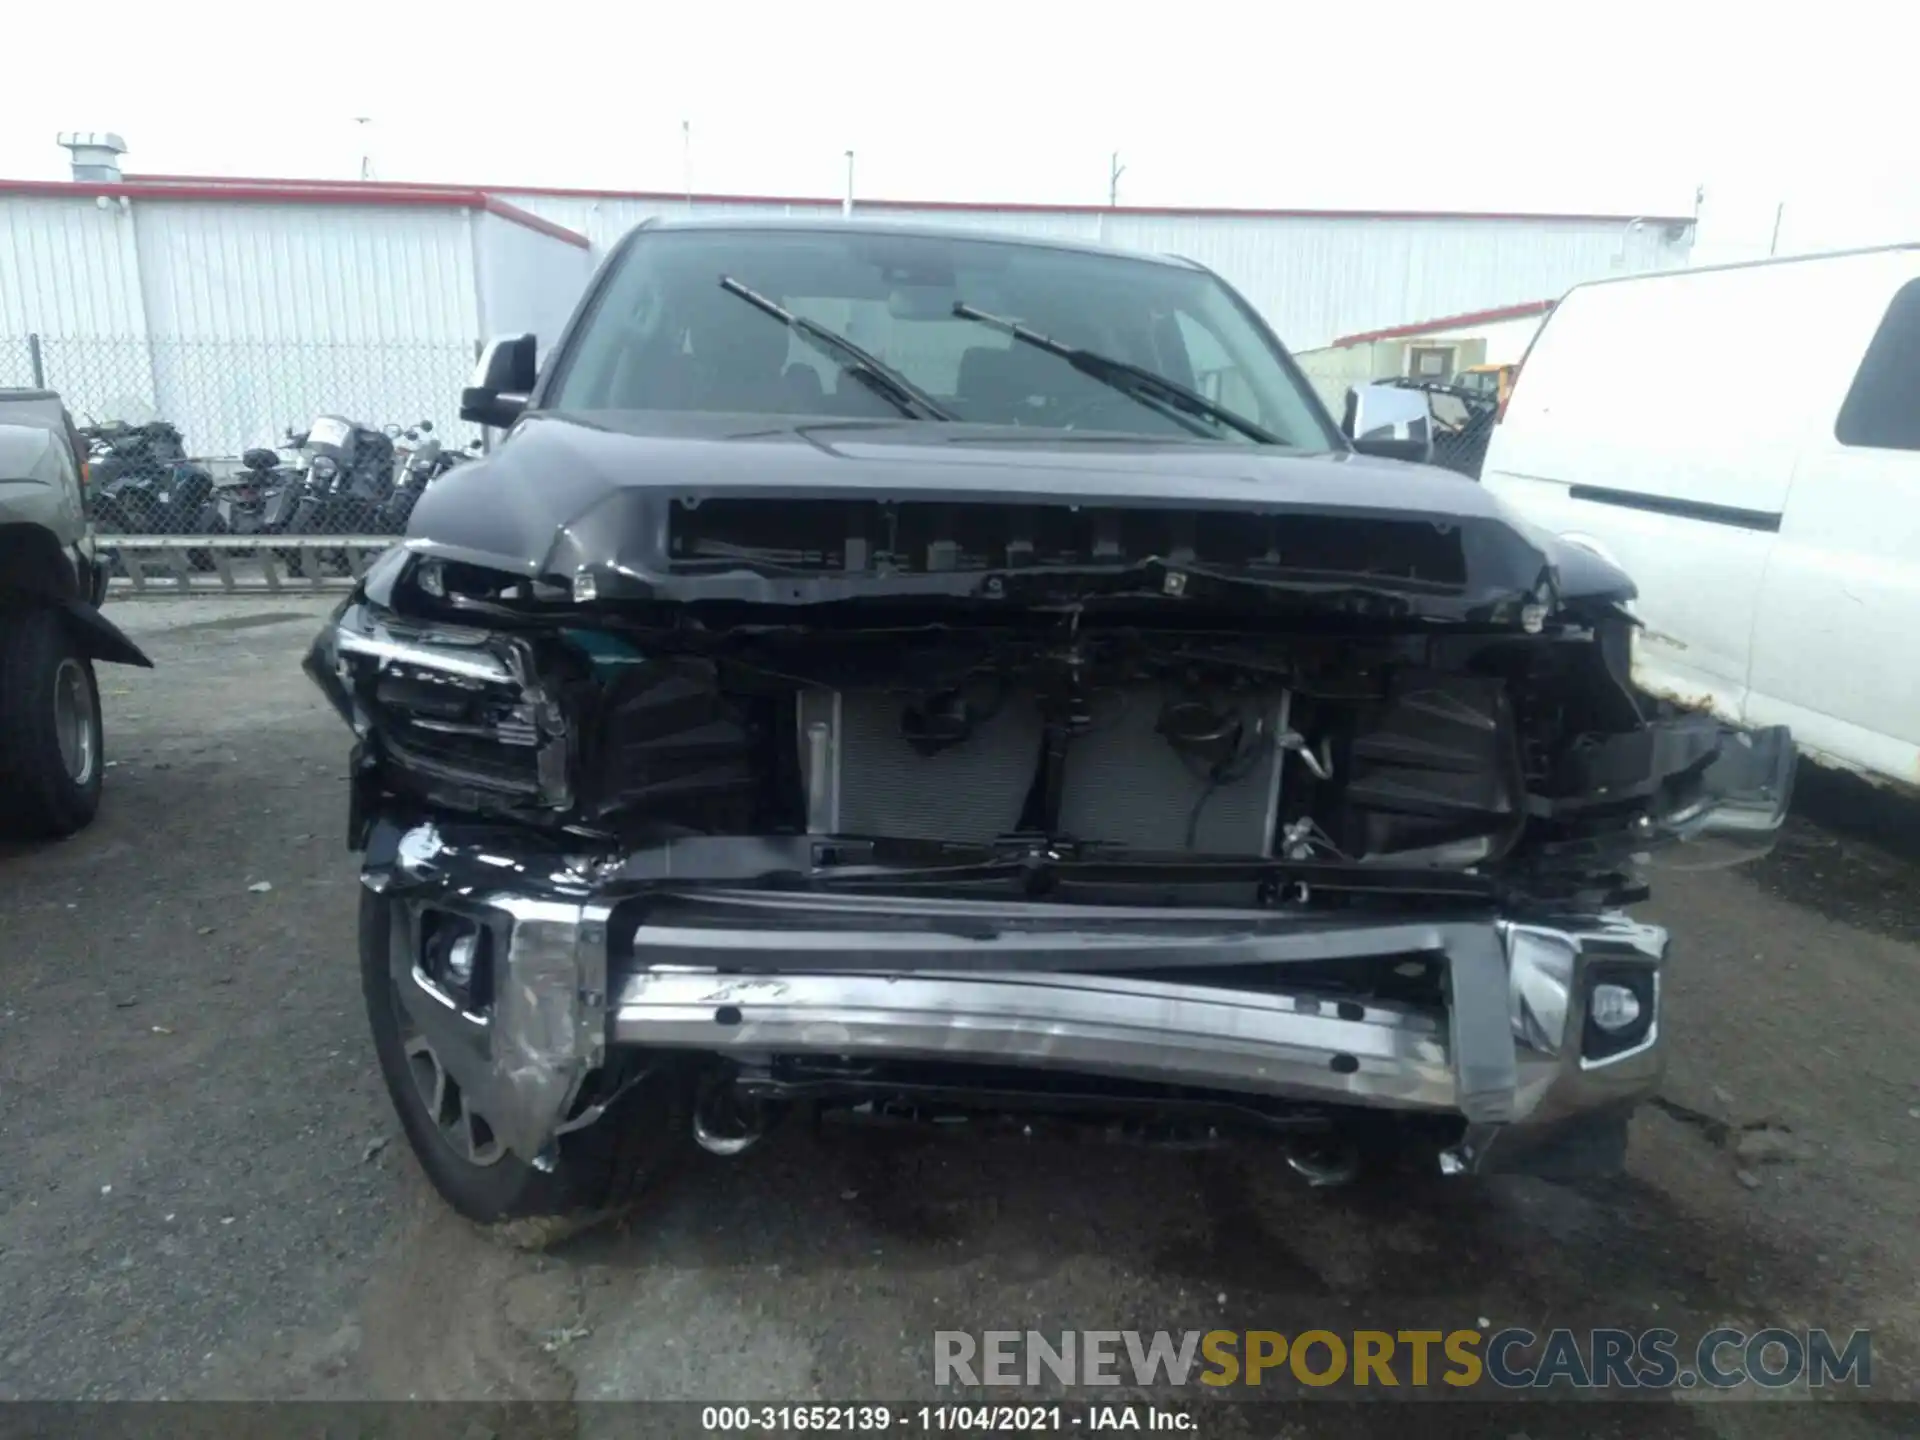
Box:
left=1836, top=278, right=1920, bottom=451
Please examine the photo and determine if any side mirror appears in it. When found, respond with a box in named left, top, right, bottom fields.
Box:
left=460, top=334, right=538, bottom=428
left=1342, top=383, right=1435, bottom=464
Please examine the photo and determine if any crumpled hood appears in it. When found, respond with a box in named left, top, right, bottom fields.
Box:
left=406, top=411, right=1635, bottom=618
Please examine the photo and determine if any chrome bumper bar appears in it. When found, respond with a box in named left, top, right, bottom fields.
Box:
left=368, top=825, right=1668, bottom=1167
left=611, top=969, right=1457, bottom=1112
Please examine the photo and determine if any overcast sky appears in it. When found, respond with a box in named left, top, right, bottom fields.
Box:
left=2, top=0, right=1912, bottom=264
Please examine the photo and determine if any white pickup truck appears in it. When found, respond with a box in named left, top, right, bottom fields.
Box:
left=0, top=388, right=152, bottom=837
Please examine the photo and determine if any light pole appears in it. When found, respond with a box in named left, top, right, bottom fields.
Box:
left=354, top=117, right=374, bottom=180
left=843, top=150, right=855, bottom=217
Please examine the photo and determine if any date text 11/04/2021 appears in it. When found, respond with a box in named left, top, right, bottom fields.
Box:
left=702, top=1408, right=1193, bottom=1432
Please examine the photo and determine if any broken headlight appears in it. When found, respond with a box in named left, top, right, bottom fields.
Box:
left=307, top=601, right=574, bottom=811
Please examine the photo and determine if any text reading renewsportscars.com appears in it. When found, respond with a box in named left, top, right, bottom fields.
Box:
left=933, top=1327, right=1871, bottom=1390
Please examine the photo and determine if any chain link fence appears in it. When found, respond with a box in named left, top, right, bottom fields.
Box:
left=1373, top=379, right=1499, bottom=480
left=2, top=334, right=483, bottom=568
left=1430, top=399, right=1497, bottom=478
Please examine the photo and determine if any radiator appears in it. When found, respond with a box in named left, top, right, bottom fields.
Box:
left=1057, top=685, right=1285, bottom=856
left=797, top=684, right=1285, bottom=855
left=797, top=688, right=1044, bottom=844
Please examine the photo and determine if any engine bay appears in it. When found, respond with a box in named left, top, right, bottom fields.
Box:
left=788, top=663, right=1521, bottom=868
left=316, top=561, right=1781, bottom=914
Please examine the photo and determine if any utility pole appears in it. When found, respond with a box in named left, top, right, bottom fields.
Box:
left=844, top=150, right=855, bottom=217
left=1108, top=151, right=1126, bottom=207
left=1769, top=201, right=1785, bottom=257
left=682, top=120, right=693, bottom=212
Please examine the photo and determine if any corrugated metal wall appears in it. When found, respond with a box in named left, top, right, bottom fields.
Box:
left=0, top=194, right=486, bottom=453
left=491, top=194, right=812, bottom=253
left=1100, top=214, right=1678, bottom=352
left=472, top=211, right=593, bottom=365
left=499, top=192, right=1690, bottom=351
left=133, top=200, right=477, bottom=342
left=130, top=201, right=480, bottom=453
left=0, top=194, right=147, bottom=338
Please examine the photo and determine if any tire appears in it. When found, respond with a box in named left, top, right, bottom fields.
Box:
left=359, top=890, right=687, bottom=1244
left=381, top=491, right=419, bottom=535
left=188, top=506, right=226, bottom=574
left=0, top=608, right=105, bottom=840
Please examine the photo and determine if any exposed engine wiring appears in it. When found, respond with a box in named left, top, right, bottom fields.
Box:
left=1279, top=816, right=1351, bottom=861
left=1180, top=705, right=1272, bottom=850
left=1278, top=728, right=1335, bottom=781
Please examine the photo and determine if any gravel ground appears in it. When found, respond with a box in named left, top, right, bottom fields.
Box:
left=1, top=596, right=1916, bottom=1435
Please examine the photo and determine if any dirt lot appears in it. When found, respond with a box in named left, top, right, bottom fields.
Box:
left=2, top=596, right=1917, bottom=1434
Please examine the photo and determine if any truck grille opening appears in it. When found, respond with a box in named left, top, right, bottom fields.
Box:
left=669, top=497, right=1469, bottom=587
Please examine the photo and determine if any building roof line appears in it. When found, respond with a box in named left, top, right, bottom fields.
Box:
left=107, top=173, right=1697, bottom=228
left=1331, top=299, right=1558, bottom=348
left=0, top=177, right=591, bottom=249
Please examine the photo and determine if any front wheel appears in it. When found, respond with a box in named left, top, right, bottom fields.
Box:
left=0, top=608, right=105, bottom=839
left=359, top=891, right=688, bottom=1244
left=378, top=489, right=420, bottom=535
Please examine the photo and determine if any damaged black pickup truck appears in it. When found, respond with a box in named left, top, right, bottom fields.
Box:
left=306, top=218, right=1795, bottom=1232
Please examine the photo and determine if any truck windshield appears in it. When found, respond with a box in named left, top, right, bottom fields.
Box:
left=544, top=227, right=1340, bottom=449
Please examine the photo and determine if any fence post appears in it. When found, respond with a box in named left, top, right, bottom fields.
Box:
left=474, top=338, right=492, bottom=454
left=27, top=334, right=44, bottom=389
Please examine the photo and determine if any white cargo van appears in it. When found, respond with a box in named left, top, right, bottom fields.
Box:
left=1482, top=245, right=1920, bottom=791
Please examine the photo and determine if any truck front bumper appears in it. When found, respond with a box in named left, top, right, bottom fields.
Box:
left=365, top=819, right=1668, bottom=1175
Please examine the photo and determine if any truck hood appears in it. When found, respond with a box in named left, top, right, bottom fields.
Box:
left=406, top=412, right=1635, bottom=623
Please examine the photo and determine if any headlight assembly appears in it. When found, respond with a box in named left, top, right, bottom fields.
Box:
left=308, top=598, right=573, bottom=811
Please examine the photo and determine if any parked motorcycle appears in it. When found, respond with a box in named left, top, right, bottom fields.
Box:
left=284, top=414, right=396, bottom=575
left=81, top=419, right=218, bottom=571
left=83, top=421, right=213, bottom=534
left=209, top=445, right=304, bottom=540
left=374, top=421, right=479, bottom=533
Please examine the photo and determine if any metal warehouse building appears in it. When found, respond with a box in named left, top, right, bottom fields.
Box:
left=1291, top=298, right=1561, bottom=415
left=1, top=155, right=1694, bottom=454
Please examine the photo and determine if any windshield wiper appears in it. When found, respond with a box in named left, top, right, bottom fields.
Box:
left=718, top=277, right=956, bottom=421
left=950, top=302, right=1282, bottom=444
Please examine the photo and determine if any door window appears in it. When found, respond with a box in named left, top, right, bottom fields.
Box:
left=1836, top=279, right=1920, bottom=451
